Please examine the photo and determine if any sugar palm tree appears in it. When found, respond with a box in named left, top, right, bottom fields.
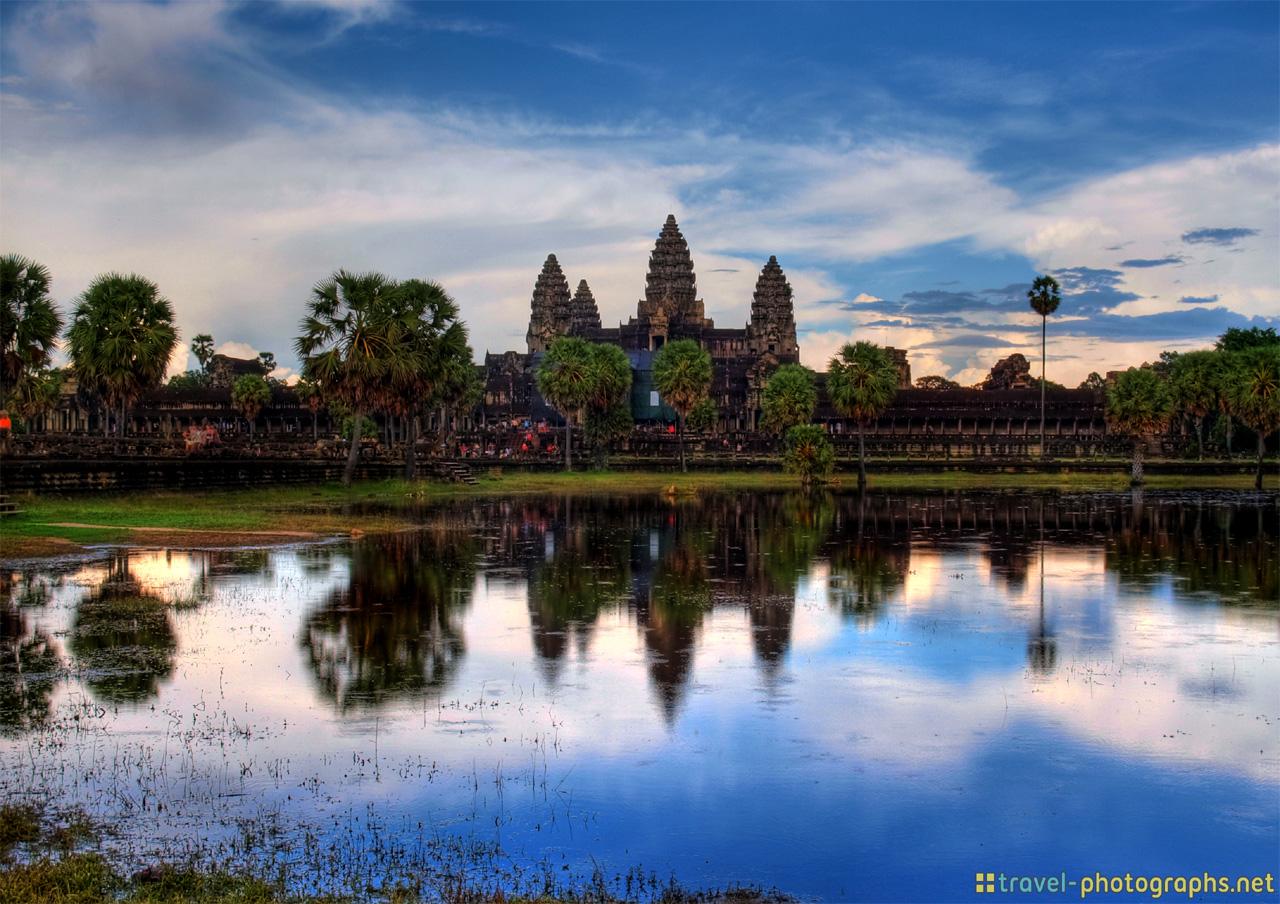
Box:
left=295, top=270, right=415, bottom=486
left=385, top=279, right=467, bottom=480
left=652, top=338, right=713, bottom=473
left=295, top=378, right=322, bottom=440
left=1, top=254, right=63, bottom=410
left=536, top=337, right=594, bottom=471
left=1106, top=367, right=1174, bottom=485
left=583, top=343, right=633, bottom=468
left=191, top=334, right=215, bottom=372
left=1226, top=345, right=1280, bottom=490
left=827, top=341, right=898, bottom=490
left=1027, top=274, right=1061, bottom=458
left=66, top=273, right=177, bottom=437
left=1170, top=350, right=1219, bottom=460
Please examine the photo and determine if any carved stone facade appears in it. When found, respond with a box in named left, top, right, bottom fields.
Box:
left=525, top=254, right=572, bottom=355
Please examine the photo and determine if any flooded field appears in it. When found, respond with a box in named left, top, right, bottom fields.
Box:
left=2, top=490, right=1277, bottom=901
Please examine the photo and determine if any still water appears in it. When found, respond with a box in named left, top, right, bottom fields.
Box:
left=2, top=491, right=1277, bottom=901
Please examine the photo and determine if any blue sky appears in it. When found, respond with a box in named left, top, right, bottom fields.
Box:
left=1, top=0, right=1277, bottom=384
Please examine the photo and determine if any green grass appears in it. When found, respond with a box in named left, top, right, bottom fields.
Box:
left=1, top=466, right=1272, bottom=559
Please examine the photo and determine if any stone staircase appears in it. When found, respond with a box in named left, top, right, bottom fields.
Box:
left=434, top=460, right=479, bottom=486
left=0, top=493, right=19, bottom=517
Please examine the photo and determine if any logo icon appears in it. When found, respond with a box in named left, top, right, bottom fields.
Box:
left=976, top=872, right=995, bottom=894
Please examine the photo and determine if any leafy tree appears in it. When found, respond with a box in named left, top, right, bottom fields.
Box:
left=1225, top=345, right=1280, bottom=490
left=761, top=364, right=817, bottom=435
left=166, top=370, right=209, bottom=391
left=1, top=254, right=63, bottom=411
left=295, top=270, right=415, bottom=486
left=66, top=273, right=178, bottom=437
left=782, top=424, right=834, bottom=487
left=191, top=334, right=215, bottom=371
left=827, top=341, right=898, bottom=490
left=1027, top=274, right=1062, bottom=458
left=914, top=374, right=961, bottom=391
left=686, top=397, right=718, bottom=433
left=1079, top=372, right=1105, bottom=393
left=1216, top=326, right=1279, bottom=353
left=536, top=337, right=594, bottom=471
left=231, top=374, right=271, bottom=436
left=584, top=401, right=633, bottom=469
left=1170, top=350, right=1219, bottom=460
left=1106, top=367, right=1174, bottom=485
left=257, top=351, right=276, bottom=374
left=430, top=343, right=482, bottom=451
left=652, top=338, right=713, bottom=473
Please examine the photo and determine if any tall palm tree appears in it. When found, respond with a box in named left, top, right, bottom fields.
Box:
left=652, top=338, right=713, bottom=473
left=1106, top=367, right=1174, bottom=485
left=1027, top=274, right=1061, bottom=458
left=536, top=337, right=594, bottom=471
left=385, top=279, right=467, bottom=480
left=66, top=273, right=177, bottom=437
left=231, top=374, right=271, bottom=437
left=583, top=343, right=633, bottom=469
left=826, top=341, right=898, bottom=490
left=295, top=378, right=322, bottom=440
left=1226, top=345, right=1280, bottom=490
left=295, top=270, right=414, bottom=486
left=1170, top=350, right=1219, bottom=460
left=1, top=254, right=63, bottom=410
left=191, top=333, right=215, bottom=372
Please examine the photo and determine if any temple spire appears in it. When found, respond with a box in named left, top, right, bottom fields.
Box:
left=747, top=255, right=798, bottom=360
left=568, top=279, right=602, bottom=336
left=526, top=253, right=571, bottom=354
left=640, top=214, right=704, bottom=326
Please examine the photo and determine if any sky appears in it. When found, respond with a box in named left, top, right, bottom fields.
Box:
left=1, top=0, right=1277, bottom=386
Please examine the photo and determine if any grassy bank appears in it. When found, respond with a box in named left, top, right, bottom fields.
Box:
left=0, top=467, right=1273, bottom=560
left=0, top=803, right=778, bottom=904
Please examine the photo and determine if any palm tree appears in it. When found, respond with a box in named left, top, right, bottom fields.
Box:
left=1170, top=350, right=1219, bottom=460
left=826, top=341, right=898, bottom=490
left=1225, top=345, right=1280, bottom=490
left=583, top=343, right=633, bottom=469
left=760, top=364, right=817, bottom=435
left=1, top=254, right=63, bottom=410
left=652, top=338, right=713, bottom=473
left=66, top=273, right=177, bottom=437
left=191, top=334, right=215, bottom=372
left=295, top=378, right=322, bottom=440
left=1106, top=367, right=1174, bottom=485
left=536, top=337, right=594, bottom=471
left=295, top=270, right=414, bottom=486
left=782, top=424, right=835, bottom=487
left=231, top=374, right=271, bottom=437
left=1027, top=274, right=1061, bottom=458
left=385, top=279, right=467, bottom=480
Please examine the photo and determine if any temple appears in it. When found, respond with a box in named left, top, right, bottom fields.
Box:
left=489, top=214, right=815, bottom=431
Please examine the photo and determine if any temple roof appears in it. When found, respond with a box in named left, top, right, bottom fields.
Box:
left=568, top=279, right=602, bottom=336
left=644, top=214, right=699, bottom=322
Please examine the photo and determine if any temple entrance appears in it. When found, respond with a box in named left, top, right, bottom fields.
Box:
left=650, top=335, right=666, bottom=351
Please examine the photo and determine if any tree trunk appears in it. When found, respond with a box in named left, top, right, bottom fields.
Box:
left=564, top=413, right=572, bottom=472
left=678, top=414, right=687, bottom=473
left=1225, top=416, right=1234, bottom=456
left=343, top=407, right=363, bottom=487
left=404, top=414, right=417, bottom=480
left=857, top=420, right=866, bottom=491
left=1039, top=316, right=1047, bottom=459
left=102, top=404, right=110, bottom=438
left=1131, top=439, right=1144, bottom=486
left=312, top=410, right=318, bottom=441
left=120, top=402, right=128, bottom=438
left=1256, top=431, right=1266, bottom=491
left=248, top=416, right=255, bottom=437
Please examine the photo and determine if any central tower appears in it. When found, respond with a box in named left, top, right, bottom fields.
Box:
left=637, top=215, right=706, bottom=328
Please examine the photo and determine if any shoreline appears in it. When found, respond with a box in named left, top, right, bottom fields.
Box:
left=1, top=468, right=1275, bottom=562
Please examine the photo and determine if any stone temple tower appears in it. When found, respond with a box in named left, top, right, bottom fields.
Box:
left=567, top=279, right=602, bottom=337
left=747, top=256, right=799, bottom=361
left=526, top=254, right=571, bottom=354
left=637, top=215, right=706, bottom=328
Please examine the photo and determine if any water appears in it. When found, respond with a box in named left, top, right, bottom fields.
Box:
left=2, top=490, right=1277, bottom=901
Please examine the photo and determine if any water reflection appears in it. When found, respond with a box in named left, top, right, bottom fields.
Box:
left=301, top=529, right=476, bottom=712
left=0, top=570, right=60, bottom=735
left=68, top=555, right=178, bottom=705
